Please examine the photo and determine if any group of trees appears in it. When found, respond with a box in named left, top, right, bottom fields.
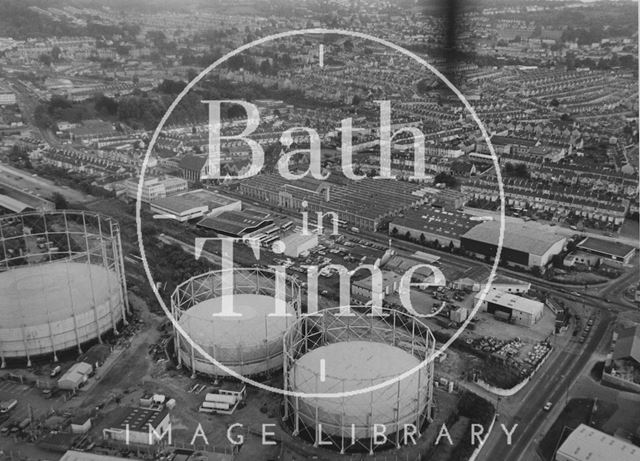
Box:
left=503, top=162, right=530, bottom=179
left=391, top=227, right=457, bottom=253
left=434, top=172, right=459, bottom=188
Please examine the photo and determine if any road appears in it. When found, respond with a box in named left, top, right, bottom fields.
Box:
left=0, top=162, right=91, bottom=204
left=479, top=310, right=612, bottom=461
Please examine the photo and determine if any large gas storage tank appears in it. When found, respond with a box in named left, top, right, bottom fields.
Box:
left=0, top=211, right=129, bottom=367
left=171, top=267, right=301, bottom=378
left=283, top=307, right=435, bottom=454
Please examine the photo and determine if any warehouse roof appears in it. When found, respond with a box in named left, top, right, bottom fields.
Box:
left=462, top=221, right=565, bottom=256
left=475, top=290, right=543, bottom=315
left=110, top=406, right=169, bottom=432
left=152, top=195, right=207, bottom=215
left=0, top=194, right=31, bottom=212
left=197, top=209, right=272, bottom=236
left=577, top=237, right=635, bottom=259
left=556, top=424, right=640, bottom=461
left=392, top=207, right=476, bottom=240
left=60, top=451, right=141, bottom=461
left=613, top=325, right=640, bottom=364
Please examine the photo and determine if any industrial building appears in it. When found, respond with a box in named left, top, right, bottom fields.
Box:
left=454, top=273, right=531, bottom=294
left=60, top=451, right=141, bottom=461
left=102, top=406, right=170, bottom=446
left=238, top=173, right=430, bottom=232
left=150, top=189, right=240, bottom=222
left=281, top=232, right=319, bottom=257
left=461, top=221, right=566, bottom=270
left=0, top=182, right=55, bottom=213
left=0, top=211, right=128, bottom=367
left=604, top=325, right=640, bottom=392
left=196, top=209, right=272, bottom=237
left=389, top=206, right=477, bottom=248
left=124, top=175, right=188, bottom=203
left=58, top=362, right=93, bottom=390
left=171, top=268, right=301, bottom=377
left=475, top=290, right=544, bottom=326
left=576, top=237, right=635, bottom=266
left=283, top=308, right=435, bottom=453
left=555, top=424, right=640, bottom=461
left=351, top=270, right=403, bottom=302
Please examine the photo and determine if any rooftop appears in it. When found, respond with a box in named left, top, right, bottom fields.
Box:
left=577, top=237, right=636, bottom=259
left=60, top=451, right=141, bottom=461
left=197, top=209, right=272, bottom=236
left=613, top=325, right=640, bottom=364
left=462, top=221, right=566, bottom=256
left=475, top=290, right=543, bottom=315
left=109, top=406, right=169, bottom=432
left=557, top=424, right=640, bottom=461
left=392, top=206, right=477, bottom=240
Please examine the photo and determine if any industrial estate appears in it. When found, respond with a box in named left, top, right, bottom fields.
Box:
left=0, top=1, right=639, bottom=461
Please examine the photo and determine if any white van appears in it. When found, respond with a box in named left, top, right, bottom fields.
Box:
left=0, top=399, right=17, bottom=413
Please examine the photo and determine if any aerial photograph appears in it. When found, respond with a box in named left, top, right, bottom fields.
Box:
left=0, top=0, right=638, bottom=460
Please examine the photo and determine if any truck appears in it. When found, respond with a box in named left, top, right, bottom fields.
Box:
left=0, top=399, right=17, bottom=414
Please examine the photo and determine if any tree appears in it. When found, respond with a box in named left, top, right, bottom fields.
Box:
left=434, top=172, right=458, bottom=188
left=52, top=192, right=69, bottom=209
left=419, top=233, right=426, bottom=245
left=51, top=45, right=61, bottom=61
left=550, top=98, right=560, bottom=108
left=448, top=241, right=455, bottom=253
left=391, top=227, right=398, bottom=236
left=38, top=53, right=52, bottom=66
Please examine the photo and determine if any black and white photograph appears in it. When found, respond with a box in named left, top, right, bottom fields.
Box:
left=0, top=0, right=638, bottom=460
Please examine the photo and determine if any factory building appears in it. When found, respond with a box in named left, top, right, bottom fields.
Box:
left=576, top=237, right=635, bottom=266
left=150, top=189, right=240, bottom=222
left=351, top=270, right=403, bottom=302
left=124, top=176, right=188, bottom=203
left=389, top=206, right=477, bottom=248
left=0, top=182, right=55, bottom=213
left=461, top=221, right=566, bottom=270
left=281, top=232, right=318, bottom=257
left=556, top=424, right=639, bottom=461
left=196, top=209, right=272, bottom=237
left=57, top=362, right=93, bottom=390
left=102, top=407, right=170, bottom=446
left=475, top=290, right=544, bottom=326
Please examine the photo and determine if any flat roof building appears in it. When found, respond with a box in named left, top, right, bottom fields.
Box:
left=555, top=424, right=640, bottom=461
left=577, top=237, right=635, bottom=265
left=102, top=406, right=170, bottom=446
left=150, top=189, right=241, bottom=222
left=281, top=232, right=318, bottom=257
left=390, top=206, right=477, bottom=248
left=197, top=209, right=272, bottom=237
left=124, top=176, right=188, bottom=203
left=60, top=451, right=142, bottom=461
left=0, top=182, right=54, bottom=212
left=475, top=290, right=544, bottom=326
left=462, top=221, right=566, bottom=269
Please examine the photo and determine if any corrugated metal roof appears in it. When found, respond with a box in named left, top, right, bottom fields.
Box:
left=462, top=221, right=565, bottom=256
left=60, top=450, right=141, bottom=461
left=557, top=424, right=640, bottom=461
left=0, top=194, right=31, bottom=212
